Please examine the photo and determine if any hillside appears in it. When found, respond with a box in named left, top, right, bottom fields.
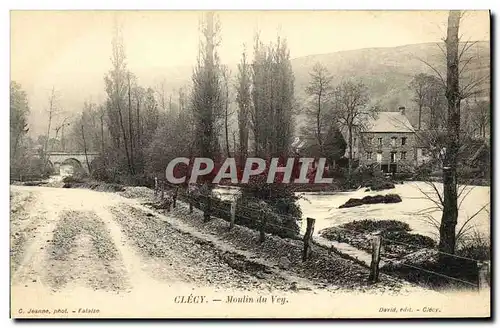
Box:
left=24, top=41, right=490, bottom=138
left=291, top=41, right=490, bottom=128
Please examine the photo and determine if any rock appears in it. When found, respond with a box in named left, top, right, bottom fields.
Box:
left=339, top=194, right=402, bottom=208
left=255, top=272, right=266, bottom=279
left=278, top=256, right=291, bottom=270
left=339, top=198, right=364, bottom=208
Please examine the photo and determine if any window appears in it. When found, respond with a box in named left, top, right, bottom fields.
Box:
left=367, top=152, right=372, bottom=160
left=391, top=137, right=397, bottom=147
left=401, top=151, right=407, bottom=160
left=390, top=152, right=396, bottom=163
left=378, top=138, right=383, bottom=146
left=354, top=137, right=357, bottom=145
left=376, top=152, right=382, bottom=163
left=401, top=137, right=407, bottom=146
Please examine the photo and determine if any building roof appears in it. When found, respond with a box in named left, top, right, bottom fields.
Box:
left=365, top=111, right=415, bottom=133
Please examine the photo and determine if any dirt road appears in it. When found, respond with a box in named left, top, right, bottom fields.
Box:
left=11, top=185, right=463, bottom=318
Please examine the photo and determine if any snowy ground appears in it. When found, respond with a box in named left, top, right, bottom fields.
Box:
left=215, top=181, right=491, bottom=240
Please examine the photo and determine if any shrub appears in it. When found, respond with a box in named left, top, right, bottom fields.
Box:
left=341, top=219, right=411, bottom=233
left=456, top=231, right=490, bottom=261
left=186, top=189, right=301, bottom=239
left=62, top=176, right=85, bottom=184
left=369, top=179, right=395, bottom=191
left=385, top=230, right=436, bottom=249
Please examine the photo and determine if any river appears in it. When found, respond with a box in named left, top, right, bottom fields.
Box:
left=214, top=182, right=490, bottom=240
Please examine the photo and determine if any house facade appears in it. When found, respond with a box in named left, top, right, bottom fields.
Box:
left=351, top=107, right=419, bottom=173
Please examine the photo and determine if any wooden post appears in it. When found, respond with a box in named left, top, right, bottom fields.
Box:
left=161, top=180, right=164, bottom=200
left=154, top=177, right=158, bottom=197
left=368, top=232, right=382, bottom=283
left=172, top=187, right=178, bottom=208
left=302, top=217, right=316, bottom=262
left=189, top=193, right=193, bottom=213
left=477, top=261, right=490, bottom=291
left=229, top=199, right=236, bottom=230
left=259, top=209, right=266, bottom=243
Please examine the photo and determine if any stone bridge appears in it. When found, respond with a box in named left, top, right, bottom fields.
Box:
left=47, top=151, right=100, bottom=174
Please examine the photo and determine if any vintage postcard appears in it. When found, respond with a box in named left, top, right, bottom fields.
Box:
left=10, top=10, right=491, bottom=318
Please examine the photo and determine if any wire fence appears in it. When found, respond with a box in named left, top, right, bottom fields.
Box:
left=152, top=180, right=490, bottom=290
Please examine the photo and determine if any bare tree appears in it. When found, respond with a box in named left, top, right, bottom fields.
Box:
left=302, top=62, right=334, bottom=156
left=332, top=81, right=373, bottom=186
left=54, top=116, right=70, bottom=151
left=221, top=65, right=232, bottom=157
left=415, top=11, right=490, bottom=258
left=43, top=87, right=60, bottom=169
left=236, top=46, right=251, bottom=163
left=99, top=105, right=106, bottom=154
left=80, top=114, right=91, bottom=174
left=438, top=10, right=463, bottom=257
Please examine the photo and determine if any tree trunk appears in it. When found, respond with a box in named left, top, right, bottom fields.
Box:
left=117, top=102, right=133, bottom=175
left=43, top=110, right=53, bottom=170
left=127, top=74, right=135, bottom=174
left=81, top=124, right=91, bottom=174
left=439, top=10, right=461, bottom=259
left=61, top=124, right=66, bottom=152
left=224, top=83, right=230, bottom=157
left=418, top=103, right=422, bottom=130
left=348, top=124, right=353, bottom=187
left=316, top=90, right=323, bottom=154
left=100, top=113, right=105, bottom=153
left=136, top=95, right=141, bottom=148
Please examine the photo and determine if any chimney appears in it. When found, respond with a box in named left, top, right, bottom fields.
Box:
left=399, top=106, right=406, bottom=115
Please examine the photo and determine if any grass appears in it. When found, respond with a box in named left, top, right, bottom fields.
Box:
left=320, top=220, right=488, bottom=291
left=63, top=181, right=125, bottom=192
left=456, top=230, right=490, bottom=261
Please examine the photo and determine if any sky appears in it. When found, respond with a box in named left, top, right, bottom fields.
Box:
left=10, top=10, right=490, bottom=136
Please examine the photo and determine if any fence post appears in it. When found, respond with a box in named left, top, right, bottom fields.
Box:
left=229, top=199, right=236, bottom=230
left=172, top=187, right=178, bottom=208
left=368, top=232, right=382, bottom=283
left=189, top=194, right=193, bottom=213
left=161, top=180, right=164, bottom=200
left=154, top=177, right=158, bottom=197
left=259, top=209, right=266, bottom=243
left=477, top=260, right=490, bottom=292
left=302, top=217, right=316, bottom=262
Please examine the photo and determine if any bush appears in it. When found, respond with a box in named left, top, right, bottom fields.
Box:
left=385, top=230, right=436, bottom=249
left=456, top=231, right=490, bottom=261
left=62, top=181, right=125, bottom=192
left=62, top=176, right=85, bottom=184
left=369, top=179, right=395, bottom=191
left=340, top=219, right=411, bottom=233
left=186, top=185, right=301, bottom=239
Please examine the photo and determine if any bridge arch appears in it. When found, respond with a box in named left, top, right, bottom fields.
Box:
left=47, top=152, right=99, bottom=175
left=60, top=158, right=86, bottom=176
